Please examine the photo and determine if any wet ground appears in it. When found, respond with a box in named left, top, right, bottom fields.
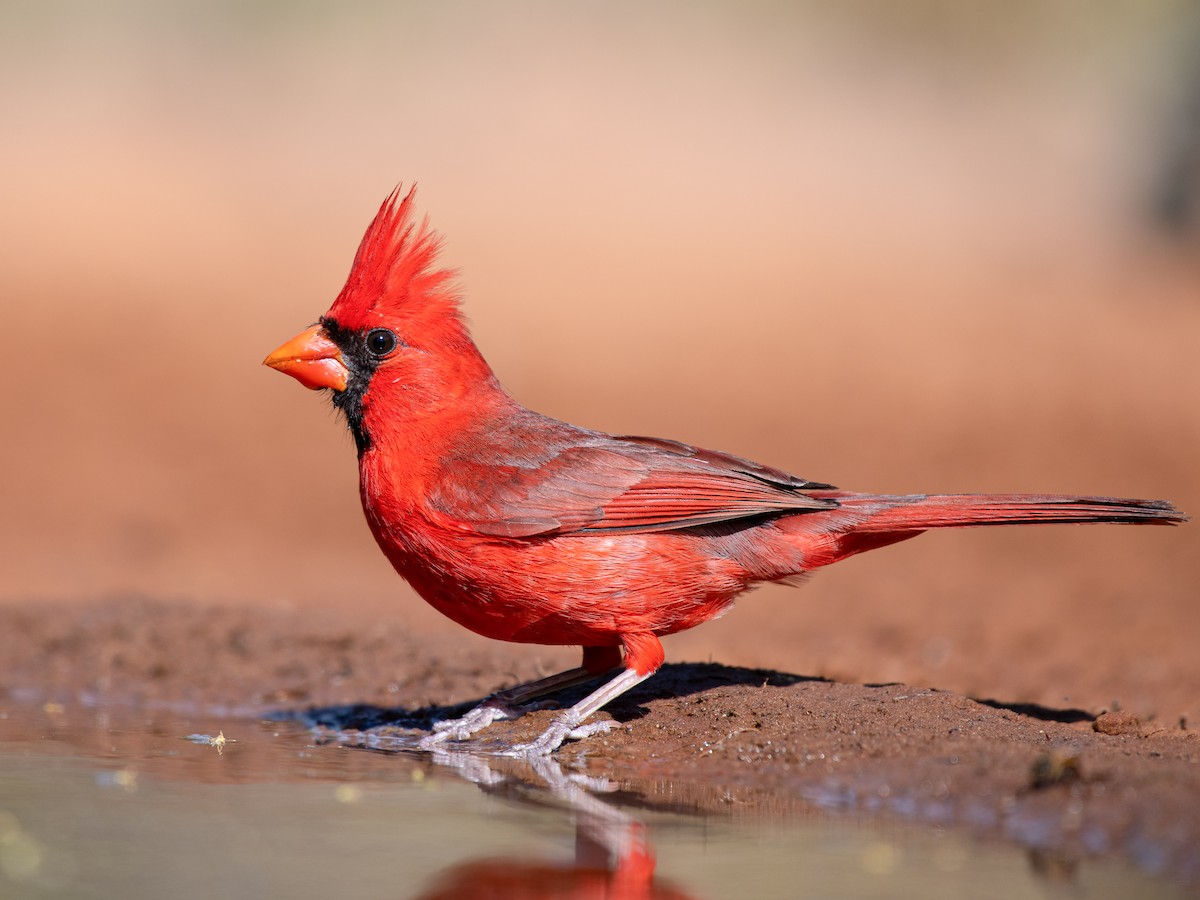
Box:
left=0, top=706, right=1183, bottom=900
left=1, top=597, right=1196, bottom=897
left=1, top=709, right=1173, bottom=899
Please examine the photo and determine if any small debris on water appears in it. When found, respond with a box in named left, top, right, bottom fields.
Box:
left=183, top=731, right=236, bottom=755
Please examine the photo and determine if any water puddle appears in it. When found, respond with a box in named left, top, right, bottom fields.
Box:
left=0, top=703, right=1185, bottom=898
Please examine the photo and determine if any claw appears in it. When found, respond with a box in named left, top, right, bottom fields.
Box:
left=417, top=663, right=646, bottom=755
left=566, top=720, right=615, bottom=741
left=504, top=713, right=614, bottom=757
left=417, top=698, right=527, bottom=750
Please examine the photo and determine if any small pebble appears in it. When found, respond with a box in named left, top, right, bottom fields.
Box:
left=1093, top=711, right=1140, bottom=736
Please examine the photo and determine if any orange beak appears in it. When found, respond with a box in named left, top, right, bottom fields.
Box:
left=263, top=324, right=349, bottom=391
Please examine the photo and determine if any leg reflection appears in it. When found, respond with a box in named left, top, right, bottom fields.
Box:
left=417, top=752, right=693, bottom=900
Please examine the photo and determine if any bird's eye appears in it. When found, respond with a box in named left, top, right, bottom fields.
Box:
left=366, top=329, right=398, bottom=357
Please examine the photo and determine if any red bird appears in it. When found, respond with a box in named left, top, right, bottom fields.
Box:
left=265, top=187, right=1185, bottom=755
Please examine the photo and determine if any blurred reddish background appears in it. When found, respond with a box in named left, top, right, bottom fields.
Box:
left=2, top=4, right=1197, bottom=719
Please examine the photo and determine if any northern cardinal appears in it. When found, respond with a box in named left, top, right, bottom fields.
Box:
left=265, top=187, right=1185, bottom=755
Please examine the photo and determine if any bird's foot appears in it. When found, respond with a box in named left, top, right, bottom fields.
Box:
left=503, top=713, right=615, bottom=757
left=418, top=697, right=540, bottom=750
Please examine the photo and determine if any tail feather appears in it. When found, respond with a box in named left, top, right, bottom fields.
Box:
left=786, top=492, right=1186, bottom=571
left=814, top=493, right=1187, bottom=532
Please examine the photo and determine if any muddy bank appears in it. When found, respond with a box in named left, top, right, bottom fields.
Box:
left=3, top=596, right=1196, bottom=886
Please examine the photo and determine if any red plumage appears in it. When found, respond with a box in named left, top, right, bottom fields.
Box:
left=265, top=187, right=1186, bottom=755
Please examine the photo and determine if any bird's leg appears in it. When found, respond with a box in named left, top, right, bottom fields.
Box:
left=503, top=666, right=655, bottom=757
left=505, top=634, right=662, bottom=756
left=504, top=633, right=662, bottom=763
left=417, top=646, right=624, bottom=750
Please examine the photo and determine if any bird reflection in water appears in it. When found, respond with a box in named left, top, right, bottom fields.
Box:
left=415, top=752, right=693, bottom=900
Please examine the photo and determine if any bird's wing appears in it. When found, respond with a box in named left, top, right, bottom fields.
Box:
left=428, top=431, right=838, bottom=538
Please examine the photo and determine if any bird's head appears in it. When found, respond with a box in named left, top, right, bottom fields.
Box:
left=264, top=186, right=494, bottom=454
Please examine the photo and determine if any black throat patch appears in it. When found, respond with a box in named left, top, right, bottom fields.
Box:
left=320, top=317, right=380, bottom=455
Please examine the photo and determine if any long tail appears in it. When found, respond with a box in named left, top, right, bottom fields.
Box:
left=816, top=492, right=1186, bottom=530
left=787, top=492, right=1186, bottom=569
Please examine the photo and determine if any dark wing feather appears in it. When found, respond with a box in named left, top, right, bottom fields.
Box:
left=428, top=427, right=837, bottom=538
left=613, top=434, right=835, bottom=491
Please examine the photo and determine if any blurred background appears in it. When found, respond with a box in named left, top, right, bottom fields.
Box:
left=2, top=2, right=1197, bottom=718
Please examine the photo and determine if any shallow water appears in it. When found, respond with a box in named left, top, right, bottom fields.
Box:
left=0, top=704, right=1184, bottom=899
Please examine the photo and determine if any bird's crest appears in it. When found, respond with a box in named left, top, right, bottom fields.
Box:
left=325, top=185, right=461, bottom=338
